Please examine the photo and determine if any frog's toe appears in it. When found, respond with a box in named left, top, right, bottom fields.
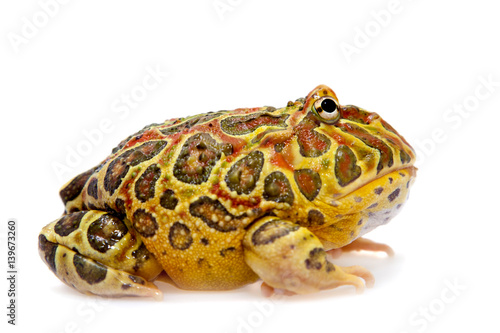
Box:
left=342, top=265, right=375, bottom=290
left=326, top=237, right=394, bottom=258
left=325, top=248, right=343, bottom=259
left=260, top=281, right=274, bottom=297
left=260, top=282, right=297, bottom=297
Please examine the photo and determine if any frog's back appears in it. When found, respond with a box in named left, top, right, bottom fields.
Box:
left=59, top=103, right=305, bottom=290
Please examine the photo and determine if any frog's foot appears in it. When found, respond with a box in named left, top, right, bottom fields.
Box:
left=244, top=217, right=374, bottom=295
left=39, top=210, right=164, bottom=299
left=327, top=237, right=394, bottom=259
left=259, top=264, right=375, bottom=297
left=260, top=282, right=296, bottom=297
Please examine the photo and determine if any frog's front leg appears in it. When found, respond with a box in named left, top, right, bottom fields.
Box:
left=39, top=210, right=164, bottom=299
left=243, top=217, right=374, bottom=296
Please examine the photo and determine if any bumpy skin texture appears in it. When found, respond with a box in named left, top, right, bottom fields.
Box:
left=39, top=85, right=416, bottom=298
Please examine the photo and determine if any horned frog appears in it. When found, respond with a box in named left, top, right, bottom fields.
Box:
left=39, top=85, right=416, bottom=299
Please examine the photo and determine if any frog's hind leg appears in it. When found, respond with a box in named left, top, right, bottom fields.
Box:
left=58, top=166, right=97, bottom=213
left=326, top=237, right=394, bottom=259
left=39, top=210, right=164, bottom=299
left=243, top=217, right=374, bottom=296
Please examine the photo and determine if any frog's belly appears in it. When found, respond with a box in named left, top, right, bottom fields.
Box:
left=357, top=171, right=414, bottom=238
left=143, top=228, right=259, bottom=291
left=358, top=203, right=404, bottom=237
left=160, top=251, right=260, bottom=291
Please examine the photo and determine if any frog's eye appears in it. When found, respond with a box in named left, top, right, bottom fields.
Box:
left=312, top=97, right=340, bottom=123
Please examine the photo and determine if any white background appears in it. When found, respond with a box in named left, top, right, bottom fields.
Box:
left=1, top=1, right=499, bottom=332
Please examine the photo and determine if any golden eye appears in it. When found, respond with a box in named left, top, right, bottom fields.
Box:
left=312, top=97, right=340, bottom=123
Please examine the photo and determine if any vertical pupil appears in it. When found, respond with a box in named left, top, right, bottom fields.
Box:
left=321, top=99, right=337, bottom=113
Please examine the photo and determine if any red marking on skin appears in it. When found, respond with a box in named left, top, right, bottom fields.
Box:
left=230, top=115, right=285, bottom=134
left=117, top=170, right=139, bottom=215
left=168, top=136, right=183, bottom=147
left=299, top=129, right=329, bottom=152
left=340, top=105, right=378, bottom=124
left=338, top=148, right=354, bottom=176
left=260, top=136, right=276, bottom=148
left=156, top=136, right=182, bottom=166
left=296, top=172, right=315, bottom=196
left=159, top=129, right=185, bottom=143
left=135, top=165, right=159, bottom=196
left=380, top=119, right=414, bottom=151
left=259, top=129, right=292, bottom=147
left=338, top=123, right=387, bottom=152
left=337, top=122, right=392, bottom=169
left=270, top=149, right=295, bottom=171
left=339, top=106, right=414, bottom=158
left=277, top=180, right=288, bottom=192
left=123, top=129, right=166, bottom=150
left=193, top=120, right=247, bottom=155
left=329, top=130, right=350, bottom=146
left=260, top=133, right=295, bottom=171
left=295, top=116, right=330, bottom=155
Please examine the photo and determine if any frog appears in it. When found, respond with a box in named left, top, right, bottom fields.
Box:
left=38, top=84, right=416, bottom=299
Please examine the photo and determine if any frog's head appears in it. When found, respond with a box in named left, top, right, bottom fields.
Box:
left=286, top=85, right=416, bottom=238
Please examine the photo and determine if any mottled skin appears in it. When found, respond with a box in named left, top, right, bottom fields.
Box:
left=39, top=85, right=416, bottom=299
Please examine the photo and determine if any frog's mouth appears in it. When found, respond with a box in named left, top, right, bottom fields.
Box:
left=311, top=166, right=416, bottom=249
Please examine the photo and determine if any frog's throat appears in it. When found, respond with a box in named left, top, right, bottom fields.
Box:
left=328, top=166, right=416, bottom=211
